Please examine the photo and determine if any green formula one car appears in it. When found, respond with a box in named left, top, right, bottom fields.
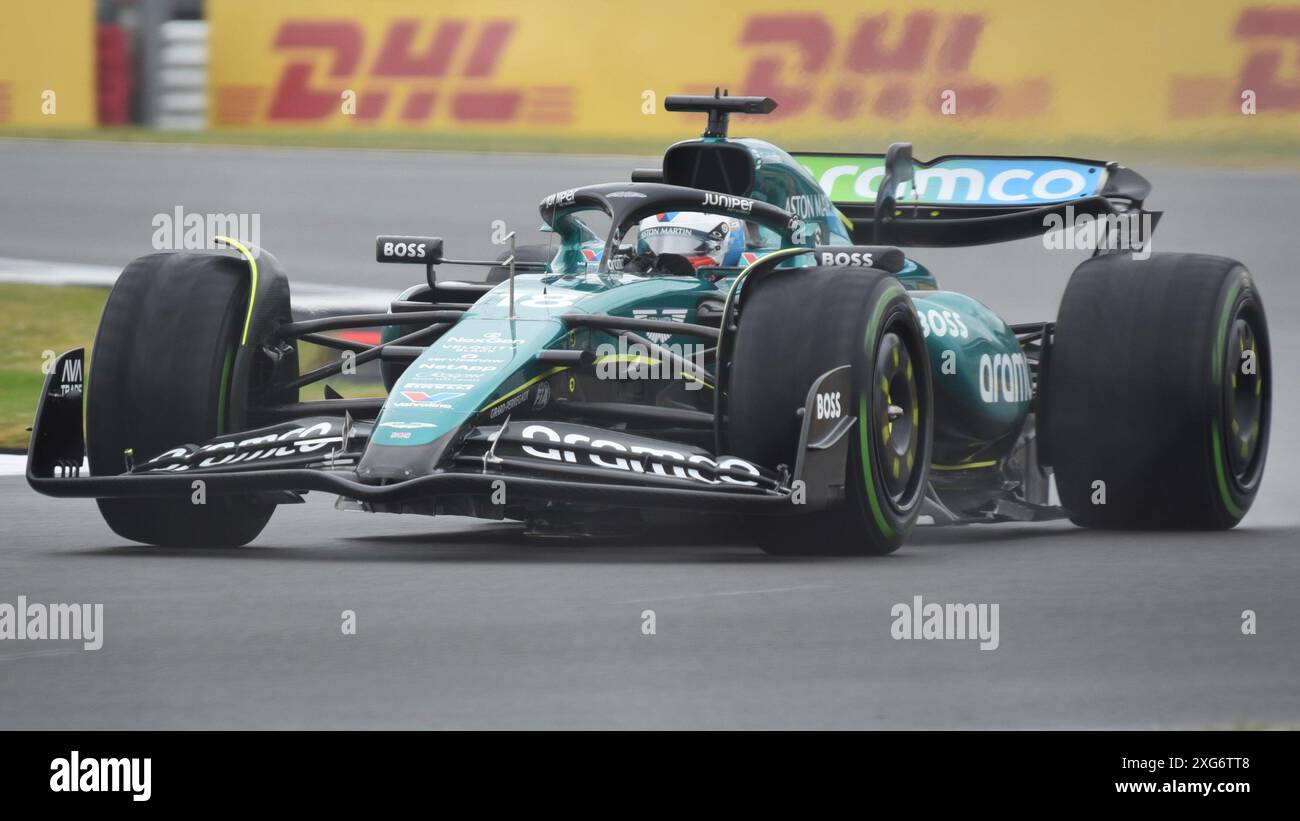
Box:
left=27, top=93, right=1271, bottom=554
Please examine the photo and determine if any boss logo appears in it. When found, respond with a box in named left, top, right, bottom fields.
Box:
left=387, top=241, right=425, bottom=257
left=376, top=235, right=443, bottom=264
left=820, top=251, right=875, bottom=267
left=815, top=390, right=842, bottom=420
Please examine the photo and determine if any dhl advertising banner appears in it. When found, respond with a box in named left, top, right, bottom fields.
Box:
left=208, top=0, right=1300, bottom=146
left=0, top=0, right=95, bottom=128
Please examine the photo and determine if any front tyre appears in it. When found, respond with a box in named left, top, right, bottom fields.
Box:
left=87, top=253, right=284, bottom=547
left=727, top=267, right=933, bottom=555
left=1044, top=252, right=1271, bottom=529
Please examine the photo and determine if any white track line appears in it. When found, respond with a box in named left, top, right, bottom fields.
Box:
left=0, top=257, right=426, bottom=468
left=616, top=584, right=835, bottom=604
left=0, top=455, right=32, bottom=476
left=0, top=256, right=395, bottom=314
left=0, top=647, right=88, bottom=662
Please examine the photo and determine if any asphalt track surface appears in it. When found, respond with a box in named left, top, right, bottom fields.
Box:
left=1, top=141, right=1298, bottom=729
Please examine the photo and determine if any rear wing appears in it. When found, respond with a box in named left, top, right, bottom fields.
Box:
left=792, top=148, right=1155, bottom=247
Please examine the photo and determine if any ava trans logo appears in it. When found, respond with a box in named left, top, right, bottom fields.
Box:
left=799, top=156, right=1106, bottom=206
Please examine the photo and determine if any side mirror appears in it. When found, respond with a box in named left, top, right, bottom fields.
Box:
left=885, top=142, right=914, bottom=184
left=375, top=235, right=444, bottom=265
left=874, top=143, right=915, bottom=243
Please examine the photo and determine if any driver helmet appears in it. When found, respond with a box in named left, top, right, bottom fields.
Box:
left=636, top=212, right=744, bottom=268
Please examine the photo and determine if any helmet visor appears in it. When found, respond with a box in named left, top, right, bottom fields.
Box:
left=639, top=226, right=714, bottom=257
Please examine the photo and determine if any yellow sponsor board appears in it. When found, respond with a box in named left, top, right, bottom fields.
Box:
left=209, top=0, right=1300, bottom=146
left=0, top=0, right=95, bottom=128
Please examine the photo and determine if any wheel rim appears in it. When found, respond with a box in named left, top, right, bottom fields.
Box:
left=1223, top=312, right=1265, bottom=484
left=873, top=330, right=921, bottom=504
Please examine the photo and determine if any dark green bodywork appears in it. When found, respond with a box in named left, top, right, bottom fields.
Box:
left=371, top=137, right=1030, bottom=478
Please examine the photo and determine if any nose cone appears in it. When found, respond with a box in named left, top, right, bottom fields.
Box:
left=357, top=425, right=463, bottom=482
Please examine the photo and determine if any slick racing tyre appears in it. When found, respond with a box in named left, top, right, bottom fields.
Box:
left=1043, top=252, right=1270, bottom=529
left=728, top=266, right=933, bottom=555
left=87, top=253, right=287, bottom=547
left=486, top=243, right=554, bottom=283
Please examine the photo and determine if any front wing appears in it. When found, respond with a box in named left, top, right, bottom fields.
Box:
left=27, top=349, right=854, bottom=518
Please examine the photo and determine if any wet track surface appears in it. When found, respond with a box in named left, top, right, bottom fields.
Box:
left=0, top=141, right=1297, bottom=728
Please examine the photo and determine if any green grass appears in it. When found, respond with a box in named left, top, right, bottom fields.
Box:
left=295, top=340, right=388, bottom=402
left=3, top=126, right=1300, bottom=168
left=0, top=283, right=390, bottom=450
left=0, top=284, right=108, bottom=449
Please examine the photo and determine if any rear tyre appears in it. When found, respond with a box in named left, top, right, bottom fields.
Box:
left=728, top=267, right=932, bottom=555
left=87, top=253, right=280, bottom=547
left=486, top=244, right=554, bottom=283
left=1043, top=252, right=1270, bottom=529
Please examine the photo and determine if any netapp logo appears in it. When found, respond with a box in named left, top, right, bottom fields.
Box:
left=518, top=424, right=761, bottom=486
left=701, top=192, right=753, bottom=214
left=50, top=751, right=151, bottom=802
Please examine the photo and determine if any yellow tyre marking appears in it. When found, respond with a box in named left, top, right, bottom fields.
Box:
left=214, top=235, right=259, bottom=346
